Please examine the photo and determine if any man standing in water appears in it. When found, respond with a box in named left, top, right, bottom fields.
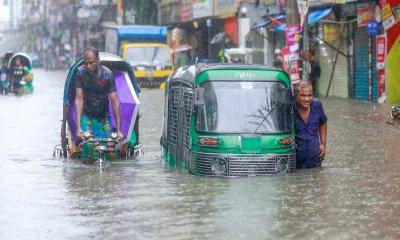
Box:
left=75, top=47, right=123, bottom=141
left=294, top=81, right=327, bottom=168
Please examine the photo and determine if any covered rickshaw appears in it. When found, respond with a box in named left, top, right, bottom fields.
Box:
left=55, top=52, right=142, bottom=164
left=8, top=52, right=33, bottom=95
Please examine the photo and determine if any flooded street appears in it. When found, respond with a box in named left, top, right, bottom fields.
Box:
left=0, top=69, right=399, bottom=239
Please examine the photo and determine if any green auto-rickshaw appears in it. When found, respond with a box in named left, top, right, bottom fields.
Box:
left=161, top=64, right=296, bottom=176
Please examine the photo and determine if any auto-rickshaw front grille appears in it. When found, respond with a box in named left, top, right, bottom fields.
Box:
left=193, top=152, right=296, bottom=176
left=193, top=152, right=214, bottom=175
left=167, top=88, right=181, bottom=145
left=182, top=91, right=193, bottom=149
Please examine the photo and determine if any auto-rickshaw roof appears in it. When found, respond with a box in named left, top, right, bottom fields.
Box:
left=8, top=52, right=32, bottom=69
left=196, top=63, right=290, bottom=87
left=168, top=64, right=290, bottom=88
left=197, top=63, right=283, bottom=73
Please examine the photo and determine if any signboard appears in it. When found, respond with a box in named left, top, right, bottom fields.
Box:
left=324, top=23, right=340, bottom=41
left=376, top=35, right=386, bottom=97
left=376, top=35, right=386, bottom=70
left=383, top=15, right=396, bottom=30
left=289, top=60, right=301, bottom=84
left=192, top=0, right=212, bottom=19
left=357, top=4, right=375, bottom=27
left=381, top=3, right=396, bottom=30
left=214, top=0, right=239, bottom=18
left=281, top=47, right=290, bottom=72
left=382, top=3, right=393, bottom=19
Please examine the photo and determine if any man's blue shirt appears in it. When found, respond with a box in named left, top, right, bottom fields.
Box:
left=294, top=99, right=327, bottom=168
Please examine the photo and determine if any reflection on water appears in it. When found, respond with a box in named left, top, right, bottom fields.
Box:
left=0, top=69, right=399, bottom=239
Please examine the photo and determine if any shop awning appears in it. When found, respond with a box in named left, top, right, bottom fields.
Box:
left=252, top=15, right=285, bottom=29
left=253, top=8, right=332, bottom=31
left=273, top=8, right=332, bottom=31
left=253, top=19, right=271, bottom=29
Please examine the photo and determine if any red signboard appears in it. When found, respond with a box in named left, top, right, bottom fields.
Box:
left=376, top=35, right=386, bottom=97
left=357, top=4, right=375, bottom=27
left=376, top=35, right=386, bottom=69
left=180, top=3, right=192, bottom=22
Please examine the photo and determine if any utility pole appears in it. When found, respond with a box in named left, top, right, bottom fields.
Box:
left=9, top=0, right=14, bottom=29
left=285, top=0, right=301, bottom=84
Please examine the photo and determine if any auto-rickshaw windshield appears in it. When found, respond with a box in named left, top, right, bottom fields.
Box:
left=126, top=46, right=171, bottom=66
left=196, top=81, right=292, bottom=134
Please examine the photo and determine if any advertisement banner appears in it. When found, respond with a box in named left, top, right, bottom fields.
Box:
left=375, top=35, right=386, bottom=98
left=281, top=47, right=290, bottom=72
left=285, top=24, right=301, bottom=53
left=357, top=4, right=375, bottom=27
left=382, top=3, right=394, bottom=19
left=192, top=0, right=212, bottom=19
left=281, top=47, right=301, bottom=84
left=382, top=3, right=396, bottom=30
left=376, top=35, right=386, bottom=70
left=289, top=60, right=301, bottom=84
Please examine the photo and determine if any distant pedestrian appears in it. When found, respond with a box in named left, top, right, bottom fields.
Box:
left=294, top=81, right=327, bottom=169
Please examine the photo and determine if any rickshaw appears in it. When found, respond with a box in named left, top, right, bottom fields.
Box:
left=55, top=52, right=142, bottom=165
left=161, top=64, right=296, bottom=176
left=8, top=52, right=33, bottom=95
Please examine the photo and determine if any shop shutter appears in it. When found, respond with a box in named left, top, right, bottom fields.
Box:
left=316, top=24, right=348, bottom=98
left=354, top=26, right=378, bottom=101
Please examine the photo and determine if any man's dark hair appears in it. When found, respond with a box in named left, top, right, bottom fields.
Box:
left=83, top=47, right=99, bottom=58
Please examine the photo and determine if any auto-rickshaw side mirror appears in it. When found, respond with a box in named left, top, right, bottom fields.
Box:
left=194, top=87, right=205, bottom=107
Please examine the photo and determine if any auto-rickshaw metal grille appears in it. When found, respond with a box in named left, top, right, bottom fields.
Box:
left=193, top=152, right=296, bottom=176
left=182, top=90, right=193, bottom=149
left=167, top=87, right=181, bottom=145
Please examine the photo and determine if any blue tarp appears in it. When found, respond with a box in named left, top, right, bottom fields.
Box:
left=274, top=8, right=332, bottom=31
left=253, top=8, right=332, bottom=31
left=106, top=25, right=168, bottom=42
left=253, top=19, right=271, bottom=29
left=252, top=15, right=285, bottom=29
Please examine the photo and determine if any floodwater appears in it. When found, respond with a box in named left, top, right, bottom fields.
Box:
left=0, top=69, right=399, bottom=239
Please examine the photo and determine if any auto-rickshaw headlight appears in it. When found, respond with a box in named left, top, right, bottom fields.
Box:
left=212, top=157, right=227, bottom=175
left=83, top=131, right=92, bottom=140
left=276, top=158, right=289, bottom=173
left=110, top=132, right=118, bottom=140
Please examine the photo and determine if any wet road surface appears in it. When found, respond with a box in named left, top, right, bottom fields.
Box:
left=0, top=69, right=399, bottom=239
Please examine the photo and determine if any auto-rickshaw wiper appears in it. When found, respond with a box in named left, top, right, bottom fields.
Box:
left=253, top=100, right=281, bottom=134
